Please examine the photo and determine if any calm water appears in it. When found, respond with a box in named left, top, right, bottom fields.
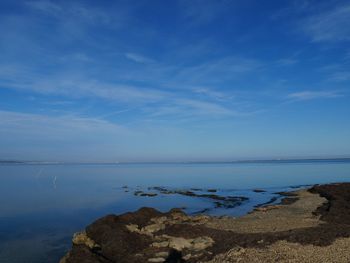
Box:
left=1, top=161, right=350, bottom=263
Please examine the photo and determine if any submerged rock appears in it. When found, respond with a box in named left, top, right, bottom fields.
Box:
left=253, top=189, right=266, bottom=193
left=147, top=186, right=249, bottom=210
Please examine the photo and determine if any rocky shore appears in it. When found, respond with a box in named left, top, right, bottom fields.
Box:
left=60, top=183, right=350, bottom=263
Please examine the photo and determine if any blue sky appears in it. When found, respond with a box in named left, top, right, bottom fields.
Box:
left=0, top=0, right=349, bottom=162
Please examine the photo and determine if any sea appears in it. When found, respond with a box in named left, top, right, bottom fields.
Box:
left=0, top=159, right=350, bottom=263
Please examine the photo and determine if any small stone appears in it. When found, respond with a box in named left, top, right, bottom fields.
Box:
left=192, top=215, right=210, bottom=223
left=72, top=231, right=99, bottom=250
left=126, top=224, right=140, bottom=232
left=168, top=237, right=193, bottom=251
left=150, top=216, right=168, bottom=224
left=155, top=251, right=168, bottom=257
left=151, top=241, right=169, bottom=248
left=191, top=236, right=214, bottom=250
left=171, top=212, right=189, bottom=221
left=228, top=247, right=245, bottom=256
left=191, top=252, right=203, bottom=258
left=148, top=258, right=165, bottom=262
left=142, top=223, right=165, bottom=234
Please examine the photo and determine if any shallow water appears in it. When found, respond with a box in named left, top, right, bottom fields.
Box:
left=0, top=161, right=350, bottom=263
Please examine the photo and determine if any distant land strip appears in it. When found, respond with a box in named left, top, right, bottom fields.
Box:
left=1, top=157, right=350, bottom=165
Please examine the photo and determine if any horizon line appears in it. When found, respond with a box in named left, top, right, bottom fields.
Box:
left=1, top=156, right=350, bottom=165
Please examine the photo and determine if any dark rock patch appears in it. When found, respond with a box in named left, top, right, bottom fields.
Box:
left=148, top=187, right=248, bottom=210
left=134, top=191, right=158, bottom=197
left=309, top=183, right=350, bottom=224
left=290, top=184, right=312, bottom=189
left=280, top=197, right=299, bottom=205
left=164, top=249, right=185, bottom=263
left=253, top=196, right=278, bottom=209
left=253, top=189, right=266, bottom=193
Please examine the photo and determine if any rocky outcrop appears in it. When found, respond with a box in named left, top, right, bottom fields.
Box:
left=61, top=183, right=350, bottom=263
left=60, top=208, right=215, bottom=263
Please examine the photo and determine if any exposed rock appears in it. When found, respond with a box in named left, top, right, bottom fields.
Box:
left=142, top=223, right=166, bottom=234
left=126, top=224, right=140, bottom=233
left=62, top=183, right=350, bottom=263
left=151, top=241, right=170, bottom=248
left=155, top=252, right=169, bottom=257
left=168, top=237, right=193, bottom=251
left=148, top=257, right=166, bottom=262
left=151, top=216, right=168, bottom=224
left=72, top=231, right=100, bottom=250
left=192, top=236, right=214, bottom=250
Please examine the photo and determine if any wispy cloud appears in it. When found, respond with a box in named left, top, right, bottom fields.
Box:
left=174, top=57, right=261, bottom=84
left=125, top=53, right=155, bottom=64
left=301, top=3, right=350, bottom=42
left=0, top=110, right=141, bottom=162
left=148, top=99, right=235, bottom=118
left=329, top=71, right=350, bottom=82
left=192, top=87, right=233, bottom=101
left=26, top=0, right=111, bottom=24
left=0, top=72, right=167, bottom=104
left=316, top=61, right=350, bottom=82
left=0, top=110, right=127, bottom=139
left=0, top=68, right=243, bottom=119
left=26, top=0, right=62, bottom=15
left=176, top=99, right=235, bottom=116
left=287, top=90, right=343, bottom=101
left=61, top=53, right=93, bottom=62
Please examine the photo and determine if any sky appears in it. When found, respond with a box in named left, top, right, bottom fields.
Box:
left=0, top=0, right=350, bottom=162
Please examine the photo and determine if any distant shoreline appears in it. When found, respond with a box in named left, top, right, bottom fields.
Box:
left=1, top=157, right=350, bottom=165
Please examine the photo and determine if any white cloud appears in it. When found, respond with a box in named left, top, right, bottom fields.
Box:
left=79, top=82, right=166, bottom=103
left=0, top=74, right=167, bottom=104
left=287, top=90, right=342, bottom=100
left=149, top=98, right=237, bottom=118
left=125, top=53, right=155, bottom=64
left=177, top=99, right=235, bottom=116
left=0, top=110, right=127, bottom=139
left=330, top=71, right=350, bottom=82
left=192, top=87, right=232, bottom=101
left=26, top=0, right=62, bottom=14
left=0, top=69, right=243, bottom=118
left=174, top=57, right=261, bottom=84
left=26, top=0, right=111, bottom=24
left=64, top=53, right=92, bottom=62
left=301, top=3, right=350, bottom=42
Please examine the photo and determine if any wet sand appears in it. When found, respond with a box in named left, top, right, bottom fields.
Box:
left=60, top=183, right=350, bottom=263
